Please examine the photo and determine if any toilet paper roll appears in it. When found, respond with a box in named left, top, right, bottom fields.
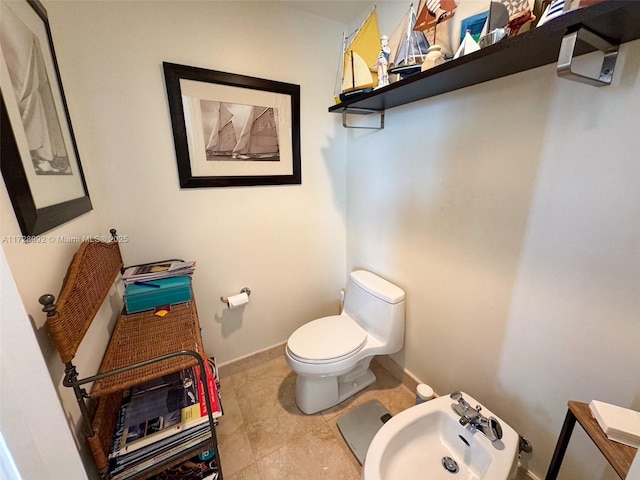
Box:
left=227, top=292, right=249, bottom=310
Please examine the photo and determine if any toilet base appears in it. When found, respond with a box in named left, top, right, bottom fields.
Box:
left=294, top=359, right=377, bottom=414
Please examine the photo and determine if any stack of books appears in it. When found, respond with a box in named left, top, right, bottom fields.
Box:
left=122, top=260, right=196, bottom=285
left=108, top=358, right=222, bottom=480
left=589, top=400, right=640, bottom=448
left=121, top=260, right=196, bottom=314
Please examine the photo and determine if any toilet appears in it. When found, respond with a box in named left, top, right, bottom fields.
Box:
left=285, top=270, right=405, bottom=414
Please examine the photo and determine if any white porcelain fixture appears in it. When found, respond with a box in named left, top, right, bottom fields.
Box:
left=285, top=270, right=405, bottom=414
left=363, top=392, right=519, bottom=480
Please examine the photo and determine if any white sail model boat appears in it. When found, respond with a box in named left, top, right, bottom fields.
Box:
left=339, top=7, right=381, bottom=102
left=387, top=4, right=430, bottom=80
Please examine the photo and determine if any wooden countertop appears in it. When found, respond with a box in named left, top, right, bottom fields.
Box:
left=568, top=401, right=638, bottom=478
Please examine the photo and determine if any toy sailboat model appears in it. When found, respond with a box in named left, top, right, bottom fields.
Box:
left=413, top=0, right=458, bottom=70
left=387, top=4, right=430, bottom=80
left=454, top=30, right=481, bottom=59
left=339, top=7, right=381, bottom=101
left=414, top=0, right=458, bottom=35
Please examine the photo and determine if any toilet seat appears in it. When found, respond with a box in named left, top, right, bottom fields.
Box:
left=287, top=315, right=367, bottom=364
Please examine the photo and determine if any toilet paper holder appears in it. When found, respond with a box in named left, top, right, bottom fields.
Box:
left=221, top=287, right=251, bottom=305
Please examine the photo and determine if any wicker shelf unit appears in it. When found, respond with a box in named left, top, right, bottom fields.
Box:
left=41, top=239, right=222, bottom=479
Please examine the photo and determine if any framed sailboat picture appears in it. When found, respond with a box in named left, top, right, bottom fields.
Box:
left=163, top=62, right=301, bottom=188
left=0, top=0, right=92, bottom=236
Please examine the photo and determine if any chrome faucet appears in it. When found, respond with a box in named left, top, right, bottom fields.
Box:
left=450, top=392, right=503, bottom=442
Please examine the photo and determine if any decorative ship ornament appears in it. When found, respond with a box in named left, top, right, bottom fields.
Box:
left=414, top=0, right=458, bottom=34
left=454, top=30, right=481, bottom=59
left=339, top=7, right=381, bottom=102
left=387, top=4, right=430, bottom=81
left=413, top=0, right=458, bottom=71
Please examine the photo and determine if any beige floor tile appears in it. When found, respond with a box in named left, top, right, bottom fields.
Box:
left=216, top=392, right=244, bottom=439
left=219, top=376, right=236, bottom=402
left=220, top=353, right=416, bottom=478
left=225, top=462, right=262, bottom=480
left=233, top=363, right=325, bottom=459
left=217, top=424, right=255, bottom=478
left=231, top=356, right=292, bottom=398
left=219, top=343, right=286, bottom=378
left=244, top=406, right=325, bottom=459
left=368, top=360, right=405, bottom=390
left=256, top=423, right=361, bottom=480
left=236, top=373, right=299, bottom=424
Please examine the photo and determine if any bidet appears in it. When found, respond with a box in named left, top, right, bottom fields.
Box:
left=362, top=392, right=520, bottom=480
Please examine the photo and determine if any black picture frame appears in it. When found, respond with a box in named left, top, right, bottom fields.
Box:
left=0, top=0, right=91, bottom=237
left=163, top=62, right=301, bottom=188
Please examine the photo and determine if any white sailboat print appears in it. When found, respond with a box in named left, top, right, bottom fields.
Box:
left=201, top=100, right=279, bottom=161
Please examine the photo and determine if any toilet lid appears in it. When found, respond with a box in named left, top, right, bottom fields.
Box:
left=288, top=315, right=367, bottom=362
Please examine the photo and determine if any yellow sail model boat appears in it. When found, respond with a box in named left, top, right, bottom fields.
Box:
left=339, top=7, right=381, bottom=102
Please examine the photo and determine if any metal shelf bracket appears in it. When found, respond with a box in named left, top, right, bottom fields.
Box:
left=557, top=26, right=619, bottom=87
left=342, top=108, right=385, bottom=129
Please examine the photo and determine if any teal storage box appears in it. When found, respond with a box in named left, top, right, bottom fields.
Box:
left=124, top=277, right=192, bottom=314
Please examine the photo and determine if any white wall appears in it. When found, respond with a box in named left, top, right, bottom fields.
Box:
left=1, top=0, right=110, bottom=462
left=0, top=246, right=88, bottom=480
left=42, top=0, right=348, bottom=365
left=3, top=1, right=639, bottom=478
left=1, top=1, right=347, bottom=477
left=31, top=0, right=351, bottom=359
left=347, top=36, right=640, bottom=479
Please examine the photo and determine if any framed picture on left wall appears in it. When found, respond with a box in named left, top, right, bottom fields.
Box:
left=0, top=0, right=91, bottom=236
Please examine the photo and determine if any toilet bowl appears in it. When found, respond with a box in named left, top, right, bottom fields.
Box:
left=286, top=270, right=405, bottom=414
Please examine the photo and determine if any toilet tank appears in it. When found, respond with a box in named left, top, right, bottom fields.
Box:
left=343, top=270, right=405, bottom=352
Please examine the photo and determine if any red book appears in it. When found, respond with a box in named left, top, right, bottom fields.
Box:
left=194, top=360, right=222, bottom=419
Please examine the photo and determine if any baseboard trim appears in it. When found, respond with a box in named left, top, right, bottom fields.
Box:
left=219, top=347, right=428, bottom=400
left=218, top=342, right=286, bottom=378
left=374, top=355, right=427, bottom=398
left=518, top=465, right=541, bottom=480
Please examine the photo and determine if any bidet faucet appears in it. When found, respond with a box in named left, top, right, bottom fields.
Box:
left=450, top=392, right=503, bottom=442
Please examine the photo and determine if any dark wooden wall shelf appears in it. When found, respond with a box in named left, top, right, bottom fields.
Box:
left=329, top=1, right=640, bottom=115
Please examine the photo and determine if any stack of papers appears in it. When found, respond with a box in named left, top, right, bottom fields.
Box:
left=589, top=400, right=640, bottom=448
left=122, top=260, right=195, bottom=285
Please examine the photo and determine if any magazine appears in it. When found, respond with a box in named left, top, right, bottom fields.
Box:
left=109, top=365, right=222, bottom=462
left=111, top=369, right=199, bottom=457
left=109, top=429, right=213, bottom=480
left=109, top=423, right=211, bottom=471
left=121, top=260, right=195, bottom=285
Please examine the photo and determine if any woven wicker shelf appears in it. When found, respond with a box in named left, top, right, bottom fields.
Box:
left=92, top=302, right=204, bottom=397
left=42, top=240, right=222, bottom=479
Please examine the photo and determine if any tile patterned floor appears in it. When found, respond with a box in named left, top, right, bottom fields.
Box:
left=216, top=355, right=416, bottom=480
